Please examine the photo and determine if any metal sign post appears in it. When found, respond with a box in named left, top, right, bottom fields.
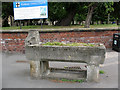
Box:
left=20, top=20, right=22, bottom=29
left=41, top=19, right=42, bottom=29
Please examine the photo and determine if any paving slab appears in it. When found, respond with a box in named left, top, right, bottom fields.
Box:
left=2, top=49, right=119, bottom=88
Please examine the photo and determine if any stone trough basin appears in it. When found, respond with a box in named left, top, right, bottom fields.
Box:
left=25, top=30, right=106, bottom=82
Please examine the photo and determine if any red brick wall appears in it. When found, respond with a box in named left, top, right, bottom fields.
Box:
left=0, top=30, right=120, bottom=53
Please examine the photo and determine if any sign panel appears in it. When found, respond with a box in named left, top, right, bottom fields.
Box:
left=13, top=0, right=48, bottom=20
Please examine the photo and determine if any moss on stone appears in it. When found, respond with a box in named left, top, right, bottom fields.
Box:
left=42, top=42, right=97, bottom=47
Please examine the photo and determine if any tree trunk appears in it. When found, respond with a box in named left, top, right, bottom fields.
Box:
left=52, top=21, right=54, bottom=26
left=72, top=19, right=74, bottom=25
left=97, top=21, right=99, bottom=25
left=117, top=20, right=119, bottom=25
left=55, top=10, right=76, bottom=26
left=107, top=13, right=110, bottom=24
left=27, top=20, right=30, bottom=26
left=100, top=20, right=104, bottom=24
left=84, top=6, right=95, bottom=28
left=90, top=21, right=93, bottom=25
left=84, top=3, right=97, bottom=28
left=43, top=19, right=46, bottom=25
left=2, top=16, right=9, bottom=27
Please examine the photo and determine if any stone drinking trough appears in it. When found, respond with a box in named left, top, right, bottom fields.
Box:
left=25, top=30, right=106, bottom=82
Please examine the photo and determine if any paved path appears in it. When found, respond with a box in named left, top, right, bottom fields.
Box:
left=1, top=49, right=119, bottom=88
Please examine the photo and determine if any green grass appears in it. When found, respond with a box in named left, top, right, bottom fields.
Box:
left=99, top=70, right=105, bottom=74
left=2, top=24, right=118, bottom=30
left=2, top=25, right=83, bottom=30
left=42, top=42, right=97, bottom=47
left=61, top=79, right=84, bottom=83
left=90, top=24, right=118, bottom=28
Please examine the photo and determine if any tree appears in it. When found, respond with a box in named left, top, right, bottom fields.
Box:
left=84, top=2, right=114, bottom=28
left=84, top=3, right=98, bottom=28
left=111, top=2, right=120, bottom=25
left=2, top=2, right=13, bottom=27
left=55, top=2, right=77, bottom=26
left=74, top=13, right=86, bottom=25
left=48, top=2, right=67, bottom=25
left=49, top=2, right=114, bottom=27
left=92, top=2, right=114, bottom=25
left=48, top=2, right=87, bottom=26
left=2, top=2, right=117, bottom=27
left=104, top=2, right=114, bottom=24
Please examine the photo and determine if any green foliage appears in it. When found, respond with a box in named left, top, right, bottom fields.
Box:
left=92, top=2, right=114, bottom=22
left=2, top=2, right=13, bottom=18
left=48, top=2, right=115, bottom=25
left=2, top=2, right=13, bottom=27
left=74, top=13, right=86, bottom=22
left=111, top=2, right=120, bottom=20
left=104, top=2, right=114, bottom=13
left=48, top=2, right=67, bottom=22
left=48, top=2, right=88, bottom=25
left=74, top=3, right=88, bottom=22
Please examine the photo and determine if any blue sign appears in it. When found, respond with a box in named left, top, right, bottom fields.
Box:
left=13, top=0, right=48, bottom=20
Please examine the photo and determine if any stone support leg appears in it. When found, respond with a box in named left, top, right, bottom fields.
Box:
left=87, top=65, right=99, bottom=82
left=30, top=61, right=41, bottom=78
left=30, top=61, right=49, bottom=79
left=40, top=61, right=49, bottom=76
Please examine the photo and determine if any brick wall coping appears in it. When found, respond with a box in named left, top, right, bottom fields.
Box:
left=0, top=27, right=120, bottom=33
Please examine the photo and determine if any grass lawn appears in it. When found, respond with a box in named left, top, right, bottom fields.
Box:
left=90, top=24, right=118, bottom=28
left=2, top=24, right=118, bottom=30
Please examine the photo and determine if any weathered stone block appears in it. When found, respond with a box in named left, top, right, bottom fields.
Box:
left=25, top=30, right=40, bottom=46
left=25, top=30, right=106, bottom=82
